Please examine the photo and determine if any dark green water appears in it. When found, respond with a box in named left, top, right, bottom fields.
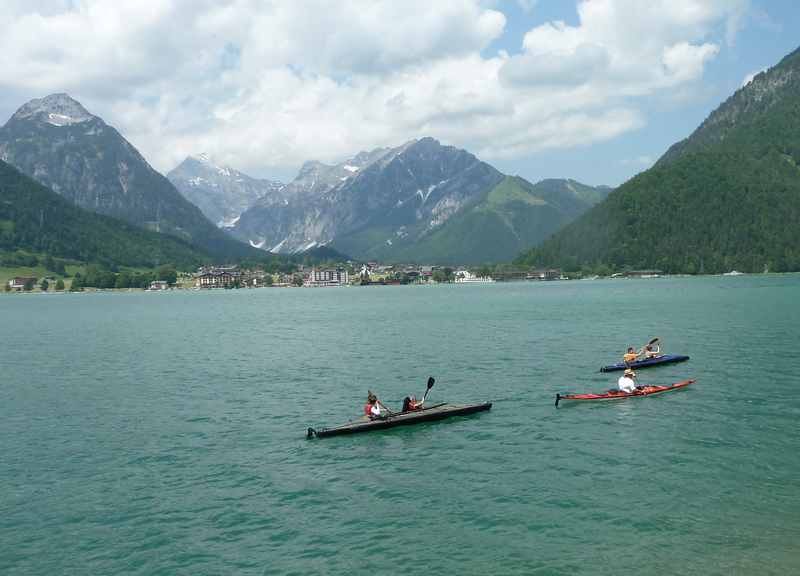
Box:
left=2, top=276, right=799, bottom=575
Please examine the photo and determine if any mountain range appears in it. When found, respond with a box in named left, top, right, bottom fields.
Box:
left=226, top=137, right=609, bottom=264
left=167, top=154, right=283, bottom=228
left=0, top=94, right=257, bottom=260
left=0, top=159, right=206, bottom=269
left=518, top=46, right=800, bottom=274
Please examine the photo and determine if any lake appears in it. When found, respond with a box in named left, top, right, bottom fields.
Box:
left=2, top=275, right=799, bottom=575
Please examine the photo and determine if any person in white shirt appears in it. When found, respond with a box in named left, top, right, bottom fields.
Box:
left=618, top=369, right=638, bottom=393
left=644, top=343, right=661, bottom=358
left=363, top=391, right=390, bottom=419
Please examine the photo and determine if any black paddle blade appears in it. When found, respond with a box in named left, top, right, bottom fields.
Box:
left=555, top=394, right=561, bottom=407
left=427, top=376, right=435, bottom=390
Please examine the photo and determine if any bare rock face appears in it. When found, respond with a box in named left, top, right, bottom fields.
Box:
left=231, top=137, right=506, bottom=255
left=167, top=154, right=284, bottom=228
left=230, top=137, right=608, bottom=262
left=0, top=93, right=255, bottom=259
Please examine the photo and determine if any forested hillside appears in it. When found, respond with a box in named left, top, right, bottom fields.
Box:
left=518, top=46, right=800, bottom=274
left=0, top=160, right=208, bottom=270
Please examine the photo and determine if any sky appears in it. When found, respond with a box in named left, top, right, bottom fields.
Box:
left=0, top=0, right=798, bottom=186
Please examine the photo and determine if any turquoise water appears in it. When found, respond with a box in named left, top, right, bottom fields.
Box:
left=2, top=276, right=799, bottom=575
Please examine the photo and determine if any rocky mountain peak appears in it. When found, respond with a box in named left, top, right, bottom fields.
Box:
left=11, top=93, right=94, bottom=126
left=296, top=160, right=330, bottom=180
left=192, top=152, right=213, bottom=164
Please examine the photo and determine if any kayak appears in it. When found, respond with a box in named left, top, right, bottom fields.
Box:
left=600, top=354, right=690, bottom=372
left=307, top=402, right=492, bottom=438
left=555, top=379, right=695, bottom=406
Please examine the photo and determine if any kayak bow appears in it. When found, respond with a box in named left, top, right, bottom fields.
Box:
left=555, top=379, right=695, bottom=406
left=307, top=402, right=492, bottom=438
left=600, top=354, right=690, bottom=372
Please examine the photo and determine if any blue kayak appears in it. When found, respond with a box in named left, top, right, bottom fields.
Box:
left=600, top=354, right=690, bottom=372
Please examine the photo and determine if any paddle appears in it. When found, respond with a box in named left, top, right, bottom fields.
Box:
left=377, top=399, right=395, bottom=417
left=421, top=376, right=436, bottom=403
left=642, top=337, right=660, bottom=359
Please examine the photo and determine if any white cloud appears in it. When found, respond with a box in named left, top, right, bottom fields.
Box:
left=741, top=67, right=767, bottom=88
left=0, top=0, right=748, bottom=177
left=503, top=0, right=741, bottom=94
left=516, top=0, right=538, bottom=12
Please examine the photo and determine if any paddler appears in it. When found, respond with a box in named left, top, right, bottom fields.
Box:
left=618, top=369, right=638, bottom=393
left=643, top=342, right=661, bottom=358
left=401, top=395, right=424, bottom=412
left=364, top=391, right=390, bottom=419
left=623, top=346, right=641, bottom=364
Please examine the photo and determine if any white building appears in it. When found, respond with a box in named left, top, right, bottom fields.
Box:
left=455, top=270, right=495, bottom=283
left=308, top=268, right=350, bottom=287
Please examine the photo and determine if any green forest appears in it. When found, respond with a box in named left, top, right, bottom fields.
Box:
left=0, top=160, right=295, bottom=278
left=518, top=47, right=800, bottom=274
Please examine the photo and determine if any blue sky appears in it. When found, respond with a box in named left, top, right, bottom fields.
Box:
left=1, top=1, right=798, bottom=187
left=489, top=0, right=800, bottom=186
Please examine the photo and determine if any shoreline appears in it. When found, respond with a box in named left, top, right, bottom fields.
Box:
left=3, top=271, right=797, bottom=296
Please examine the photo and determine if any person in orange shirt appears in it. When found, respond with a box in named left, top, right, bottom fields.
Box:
left=623, top=346, right=642, bottom=364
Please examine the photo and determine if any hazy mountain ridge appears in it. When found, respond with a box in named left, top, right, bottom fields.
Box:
left=333, top=175, right=610, bottom=264
left=167, top=154, right=283, bottom=228
left=0, top=94, right=257, bottom=260
left=232, top=137, right=609, bottom=263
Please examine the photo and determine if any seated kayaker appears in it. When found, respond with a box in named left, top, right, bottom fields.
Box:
left=617, top=369, right=638, bottom=393
left=643, top=342, right=661, bottom=358
left=401, top=395, right=424, bottom=412
left=364, top=391, right=389, bottom=420
left=623, top=346, right=641, bottom=364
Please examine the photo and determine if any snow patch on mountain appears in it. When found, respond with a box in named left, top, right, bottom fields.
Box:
left=15, top=93, right=93, bottom=125
left=269, top=237, right=288, bottom=253
left=220, top=215, right=240, bottom=228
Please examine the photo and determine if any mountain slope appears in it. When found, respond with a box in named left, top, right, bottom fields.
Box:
left=0, top=159, right=207, bottom=269
left=233, top=137, right=608, bottom=263
left=0, top=94, right=258, bottom=259
left=518, top=46, right=800, bottom=274
left=333, top=176, right=609, bottom=264
left=167, top=154, right=283, bottom=228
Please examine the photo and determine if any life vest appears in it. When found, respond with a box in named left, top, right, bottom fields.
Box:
left=364, top=403, right=373, bottom=416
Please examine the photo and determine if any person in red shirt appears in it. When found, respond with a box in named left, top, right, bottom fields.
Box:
left=401, top=395, right=424, bottom=412
left=364, top=391, right=389, bottom=419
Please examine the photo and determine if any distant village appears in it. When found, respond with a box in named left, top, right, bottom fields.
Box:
left=5, top=263, right=675, bottom=293
left=188, top=263, right=573, bottom=290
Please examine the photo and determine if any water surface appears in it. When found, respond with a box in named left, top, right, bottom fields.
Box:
left=2, top=276, right=799, bottom=575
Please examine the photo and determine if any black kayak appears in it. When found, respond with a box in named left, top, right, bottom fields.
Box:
left=307, top=402, right=492, bottom=438
left=600, top=354, right=690, bottom=372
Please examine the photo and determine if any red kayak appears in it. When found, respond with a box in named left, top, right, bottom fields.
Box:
left=555, top=379, right=695, bottom=406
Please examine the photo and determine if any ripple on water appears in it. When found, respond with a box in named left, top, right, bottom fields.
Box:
left=1, top=277, right=799, bottom=575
